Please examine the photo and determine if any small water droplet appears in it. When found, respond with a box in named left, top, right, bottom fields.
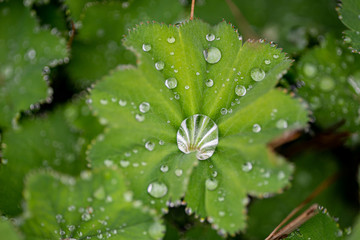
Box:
left=206, top=79, right=214, bottom=87
left=185, top=85, right=190, bottom=90
left=147, top=182, right=168, bottom=198
left=235, top=85, right=246, bottom=96
left=100, top=99, right=108, bottom=105
left=264, top=59, right=271, bottom=65
left=273, top=54, right=279, bottom=59
left=148, top=222, right=165, bottom=239
left=145, top=141, right=155, bottom=151
left=175, top=169, right=183, bottom=177
left=220, top=108, right=227, bottom=115
left=135, top=114, right=145, bottom=122
left=252, top=124, right=261, bottom=133
left=165, top=78, right=177, bottom=89
left=206, top=33, right=215, bottom=41
left=276, top=119, right=288, bottom=129
left=242, top=162, right=253, bottom=172
left=203, top=47, right=221, bottom=64
left=205, top=178, right=218, bottom=191
left=139, top=102, right=150, bottom=113
left=142, top=44, right=151, bottom=52
left=155, top=61, right=164, bottom=70
left=177, top=114, right=218, bottom=160
left=120, top=160, right=130, bottom=168
left=160, top=165, right=169, bottom=173
left=250, top=68, right=266, bottom=82
left=119, top=100, right=127, bottom=106
left=167, top=36, right=175, bottom=43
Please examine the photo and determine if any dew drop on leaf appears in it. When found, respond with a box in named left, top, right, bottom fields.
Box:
left=206, top=79, right=214, bottom=87
left=148, top=222, right=165, bottom=239
left=120, top=160, right=130, bottom=168
left=235, top=85, right=247, bottom=96
left=242, top=162, right=253, bottom=172
left=160, top=165, right=169, bottom=173
left=167, top=36, right=175, bottom=43
left=250, top=68, right=266, bottom=82
left=203, top=47, right=222, bottom=64
left=276, top=119, right=288, bottom=129
left=147, top=182, right=168, bottom=198
left=139, top=102, right=150, bottom=113
left=264, top=59, right=271, bottom=65
left=142, top=43, right=151, bottom=52
left=175, top=169, right=183, bottom=177
left=155, top=61, right=165, bottom=70
left=206, top=33, right=215, bottom=42
left=177, top=114, right=218, bottom=160
left=135, top=114, right=145, bottom=122
left=145, top=141, right=155, bottom=151
left=118, top=99, right=127, bottom=106
left=205, top=178, right=218, bottom=191
left=319, top=76, right=335, bottom=91
left=165, top=78, right=177, bottom=89
left=252, top=124, right=261, bottom=133
left=220, top=108, right=228, bottom=115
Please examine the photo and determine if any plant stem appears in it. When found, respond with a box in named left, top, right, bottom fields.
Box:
left=266, top=172, right=339, bottom=240
left=190, top=0, right=195, bottom=20
left=224, top=0, right=258, bottom=39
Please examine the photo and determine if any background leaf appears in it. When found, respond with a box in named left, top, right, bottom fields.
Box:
left=338, top=0, right=360, bottom=53
left=0, top=0, right=68, bottom=129
left=21, top=168, right=165, bottom=240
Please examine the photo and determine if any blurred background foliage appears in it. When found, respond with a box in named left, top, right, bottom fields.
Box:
left=0, top=0, right=359, bottom=239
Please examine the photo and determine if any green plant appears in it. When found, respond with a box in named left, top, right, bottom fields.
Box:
left=0, top=0, right=359, bottom=239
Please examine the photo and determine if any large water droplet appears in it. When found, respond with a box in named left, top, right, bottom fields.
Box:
left=147, top=182, right=168, bottom=198
left=177, top=114, right=218, bottom=160
left=155, top=61, right=164, bottom=70
left=167, top=36, right=175, bottom=43
left=165, top=78, right=177, bottom=89
left=319, top=76, right=335, bottom=92
left=139, top=102, right=150, bottom=113
left=235, top=85, right=246, bottom=96
left=203, top=47, right=221, bottom=64
left=142, top=44, right=151, bottom=52
left=250, top=68, right=266, bottom=82
left=205, top=178, right=218, bottom=191
left=206, top=33, right=215, bottom=42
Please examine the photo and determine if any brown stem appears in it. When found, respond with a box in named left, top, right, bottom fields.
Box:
left=190, top=0, right=195, bottom=20
left=269, top=204, right=319, bottom=240
left=224, top=0, right=258, bottom=39
left=266, top=172, right=339, bottom=240
left=67, top=21, right=76, bottom=49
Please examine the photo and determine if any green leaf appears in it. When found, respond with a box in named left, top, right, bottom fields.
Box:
left=20, top=168, right=165, bottom=240
left=295, top=35, right=360, bottom=143
left=0, top=107, right=86, bottom=216
left=88, top=20, right=308, bottom=234
left=285, top=209, right=344, bottom=240
left=0, top=218, right=23, bottom=240
left=348, top=216, right=360, bottom=240
left=338, top=0, right=360, bottom=53
left=246, top=152, right=358, bottom=239
left=64, top=0, right=185, bottom=89
left=0, top=0, right=68, bottom=129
